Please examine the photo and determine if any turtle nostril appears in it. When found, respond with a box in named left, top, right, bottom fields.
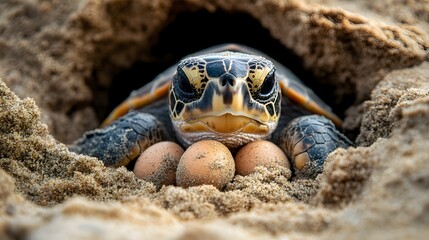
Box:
left=219, top=73, right=236, bottom=87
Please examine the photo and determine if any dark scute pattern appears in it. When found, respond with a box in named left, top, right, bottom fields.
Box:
left=70, top=112, right=166, bottom=167
left=279, top=115, right=353, bottom=178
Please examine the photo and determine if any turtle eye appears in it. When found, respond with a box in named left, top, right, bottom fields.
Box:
left=259, top=72, right=275, bottom=96
left=174, top=68, right=200, bottom=103
left=176, top=69, right=195, bottom=94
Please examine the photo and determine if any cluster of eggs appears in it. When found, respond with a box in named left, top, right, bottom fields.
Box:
left=133, top=140, right=291, bottom=189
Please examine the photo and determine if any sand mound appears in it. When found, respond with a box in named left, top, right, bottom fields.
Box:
left=1, top=0, right=429, bottom=239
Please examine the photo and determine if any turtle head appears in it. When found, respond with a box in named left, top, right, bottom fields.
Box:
left=169, top=52, right=281, bottom=148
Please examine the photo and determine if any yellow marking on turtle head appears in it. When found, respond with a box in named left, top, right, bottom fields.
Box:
left=181, top=64, right=206, bottom=93
left=248, top=65, right=272, bottom=92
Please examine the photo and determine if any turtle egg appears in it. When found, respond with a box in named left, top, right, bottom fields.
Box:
left=133, top=141, right=184, bottom=189
left=235, top=140, right=291, bottom=176
left=176, top=140, right=235, bottom=190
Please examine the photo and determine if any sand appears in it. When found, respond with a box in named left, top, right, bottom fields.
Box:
left=1, top=0, right=429, bottom=239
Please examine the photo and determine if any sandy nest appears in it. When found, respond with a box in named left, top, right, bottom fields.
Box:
left=1, top=0, right=429, bottom=239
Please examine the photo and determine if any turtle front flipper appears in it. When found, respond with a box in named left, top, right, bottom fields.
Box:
left=278, top=115, right=353, bottom=178
left=70, top=111, right=167, bottom=167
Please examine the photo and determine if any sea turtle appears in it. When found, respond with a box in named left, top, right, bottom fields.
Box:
left=70, top=44, right=352, bottom=178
